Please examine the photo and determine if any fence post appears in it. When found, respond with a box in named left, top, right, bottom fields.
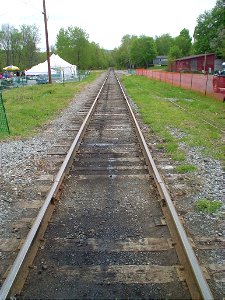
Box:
left=0, top=91, right=10, bottom=134
left=191, top=74, right=193, bottom=90
left=205, top=74, right=209, bottom=96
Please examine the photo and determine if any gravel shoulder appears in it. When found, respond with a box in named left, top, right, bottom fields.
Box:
left=0, top=71, right=224, bottom=297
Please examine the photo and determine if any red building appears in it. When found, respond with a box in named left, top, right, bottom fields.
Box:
left=170, top=53, right=215, bottom=74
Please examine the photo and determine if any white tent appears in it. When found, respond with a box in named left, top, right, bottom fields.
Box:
left=25, top=54, right=77, bottom=79
left=25, top=62, right=57, bottom=76
left=49, top=54, right=77, bottom=79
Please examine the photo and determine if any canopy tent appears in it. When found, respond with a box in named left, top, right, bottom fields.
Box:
left=49, top=54, right=77, bottom=78
left=25, top=62, right=57, bottom=76
left=25, top=54, right=77, bottom=79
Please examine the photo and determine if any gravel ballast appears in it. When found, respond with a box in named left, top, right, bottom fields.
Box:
left=0, top=71, right=224, bottom=297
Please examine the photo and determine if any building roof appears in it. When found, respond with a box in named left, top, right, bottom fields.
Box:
left=175, top=53, right=215, bottom=61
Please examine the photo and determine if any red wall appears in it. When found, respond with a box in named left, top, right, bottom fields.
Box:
left=135, top=69, right=224, bottom=102
left=175, top=54, right=215, bottom=73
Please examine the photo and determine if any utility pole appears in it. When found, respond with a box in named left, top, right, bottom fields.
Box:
left=43, top=0, right=52, bottom=84
left=203, top=52, right=207, bottom=75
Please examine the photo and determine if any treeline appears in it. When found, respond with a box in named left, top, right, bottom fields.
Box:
left=0, top=0, right=223, bottom=70
left=0, top=24, right=113, bottom=71
left=114, top=0, right=224, bottom=68
left=0, top=24, right=45, bottom=71
left=55, top=27, right=113, bottom=69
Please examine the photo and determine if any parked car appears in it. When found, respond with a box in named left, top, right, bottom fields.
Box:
left=213, top=71, right=225, bottom=93
left=36, top=75, right=48, bottom=84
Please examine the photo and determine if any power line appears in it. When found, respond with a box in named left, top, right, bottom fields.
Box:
left=0, top=0, right=42, bottom=18
left=21, top=0, right=42, bottom=13
left=0, top=4, right=24, bottom=17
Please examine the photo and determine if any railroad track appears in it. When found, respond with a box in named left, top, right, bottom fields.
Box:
left=0, top=70, right=214, bottom=299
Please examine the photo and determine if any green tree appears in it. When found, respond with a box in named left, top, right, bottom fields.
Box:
left=167, top=45, right=183, bottom=67
left=174, top=28, right=192, bottom=57
left=0, top=24, right=14, bottom=65
left=10, top=27, right=22, bottom=66
left=20, top=24, right=40, bottom=69
left=55, top=28, right=72, bottom=61
left=0, top=50, right=5, bottom=70
left=115, top=35, right=137, bottom=68
left=211, top=28, right=225, bottom=58
left=56, top=26, right=113, bottom=69
left=56, top=26, right=90, bottom=69
left=193, top=0, right=225, bottom=57
left=130, top=35, right=157, bottom=68
left=88, top=42, right=109, bottom=69
left=68, top=26, right=90, bottom=69
left=155, top=34, right=174, bottom=55
left=0, top=23, right=40, bottom=69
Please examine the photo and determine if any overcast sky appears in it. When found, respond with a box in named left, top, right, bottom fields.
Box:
left=1, top=0, right=217, bottom=50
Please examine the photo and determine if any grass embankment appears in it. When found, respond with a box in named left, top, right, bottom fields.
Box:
left=121, top=75, right=225, bottom=163
left=0, top=71, right=101, bottom=140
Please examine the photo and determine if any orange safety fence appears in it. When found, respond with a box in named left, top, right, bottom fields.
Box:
left=135, top=69, right=225, bottom=102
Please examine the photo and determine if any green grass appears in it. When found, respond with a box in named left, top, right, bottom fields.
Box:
left=175, top=164, right=197, bottom=173
left=0, top=71, right=101, bottom=140
left=147, top=65, right=167, bottom=70
left=1, top=71, right=225, bottom=165
left=195, top=198, right=222, bottom=214
left=121, top=75, right=225, bottom=162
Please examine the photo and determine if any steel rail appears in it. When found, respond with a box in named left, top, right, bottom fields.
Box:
left=0, top=72, right=109, bottom=300
left=115, top=72, right=213, bottom=300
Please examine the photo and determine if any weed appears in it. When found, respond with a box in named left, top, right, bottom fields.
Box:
left=195, top=198, right=222, bottom=214
left=156, top=143, right=164, bottom=150
left=171, top=151, right=186, bottom=161
left=175, top=164, right=197, bottom=173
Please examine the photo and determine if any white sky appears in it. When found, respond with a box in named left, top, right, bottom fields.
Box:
left=0, top=0, right=217, bottom=50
